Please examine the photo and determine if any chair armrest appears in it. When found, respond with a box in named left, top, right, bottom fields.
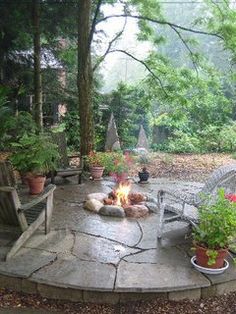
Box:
left=157, top=189, right=201, bottom=207
left=18, top=184, right=56, bottom=212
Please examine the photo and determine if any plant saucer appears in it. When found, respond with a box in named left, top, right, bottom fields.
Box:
left=191, top=256, right=229, bottom=275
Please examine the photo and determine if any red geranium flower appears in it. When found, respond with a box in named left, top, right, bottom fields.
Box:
left=225, top=193, right=236, bottom=202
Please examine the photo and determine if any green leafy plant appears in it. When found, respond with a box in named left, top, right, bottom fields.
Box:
left=85, top=151, right=112, bottom=168
left=192, top=188, right=236, bottom=265
left=10, top=133, right=60, bottom=176
left=105, top=152, right=134, bottom=175
left=4, top=111, right=37, bottom=144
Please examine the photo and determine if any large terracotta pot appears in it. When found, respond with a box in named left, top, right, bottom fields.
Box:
left=27, top=175, right=46, bottom=195
left=90, top=166, right=105, bottom=180
left=195, top=244, right=228, bottom=269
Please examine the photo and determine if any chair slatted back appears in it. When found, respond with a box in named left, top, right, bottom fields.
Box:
left=52, top=132, right=69, bottom=168
left=0, top=187, right=20, bottom=226
left=0, top=161, right=17, bottom=187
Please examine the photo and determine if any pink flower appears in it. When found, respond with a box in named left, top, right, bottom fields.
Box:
left=225, top=194, right=236, bottom=202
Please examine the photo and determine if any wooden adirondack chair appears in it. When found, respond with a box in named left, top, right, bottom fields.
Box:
left=0, top=184, right=56, bottom=260
left=157, top=164, right=236, bottom=238
left=0, top=161, right=17, bottom=187
left=51, top=132, right=83, bottom=184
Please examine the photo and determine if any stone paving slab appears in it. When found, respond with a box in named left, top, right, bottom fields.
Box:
left=72, top=216, right=142, bottom=246
left=73, top=233, right=140, bottom=264
left=0, top=248, right=56, bottom=278
left=23, top=230, right=74, bottom=254
left=1, top=177, right=235, bottom=302
left=204, top=259, right=236, bottom=284
left=31, top=256, right=116, bottom=291
left=123, top=246, right=189, bottom=265
left=115, top=260, right=210, bottom=292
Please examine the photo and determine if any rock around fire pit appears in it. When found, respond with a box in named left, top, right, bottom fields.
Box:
left=84, top=183, right=158, bottom=218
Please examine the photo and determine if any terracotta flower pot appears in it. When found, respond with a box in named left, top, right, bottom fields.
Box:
left=27, top=175, right=46, bottom=195
left=90, top=166, right=104, bottom=180
left=195, top=244, right=228, bottom=269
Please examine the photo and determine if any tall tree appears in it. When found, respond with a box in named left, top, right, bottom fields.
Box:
left=76, top=0, right=235, bottom=155
left=32, top=0, right=43, bottom=130
left=77, top=0, right=94, bottom=155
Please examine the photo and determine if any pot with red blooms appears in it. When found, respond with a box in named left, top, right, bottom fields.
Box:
left=191, top=189, right=236, bottom=272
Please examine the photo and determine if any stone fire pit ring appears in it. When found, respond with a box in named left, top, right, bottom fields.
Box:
left=84, top=192, right=158, bottom=218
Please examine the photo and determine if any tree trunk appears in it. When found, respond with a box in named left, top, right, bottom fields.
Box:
left=77, top=0, right=93, bottom=156
left=32, top=0, right=43, bottom=131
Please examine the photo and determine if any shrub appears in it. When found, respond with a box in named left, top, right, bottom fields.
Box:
left=167, top=131, right=201, bottom=153
left=218, top=123, right=236, bottom=152
left=62, top=111, right=80, bottom=151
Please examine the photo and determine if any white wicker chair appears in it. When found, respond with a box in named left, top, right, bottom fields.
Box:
left=157, top=164, right=236, bottom=238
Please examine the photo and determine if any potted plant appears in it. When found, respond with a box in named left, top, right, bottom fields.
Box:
left=192, top=188, right=236, bottom=269
left=10, top=133, right=59, bottom=194
left=137, top=154, right=150, bottom=183
left=106, top=152, right=133, bottom=183
left=138, top=166, right=150, bottom=183
left=86, top=151, right=108, bottom=180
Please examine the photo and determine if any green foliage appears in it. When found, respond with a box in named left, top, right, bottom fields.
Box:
left=138, top=154, right=150, bottom=166
left=2, top=112, right=37, bottom=148
left=218, top=123, right=236, bottom=152
left=62, top=111, right=80, bottom=151
left=104, top=152, right=133, bottom=174
left=0, top=89, right=11, bottom=146
left=167, top=132, right=201, bottom=153
left=99, top=83, right=151, bottom=149
left=192, top=188, right=236, bottom=264
left=10, top=133, right=60, bottom=175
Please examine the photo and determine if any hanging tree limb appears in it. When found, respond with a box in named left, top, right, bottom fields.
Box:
left=93, top=18, right=127, bottom=72
left=170, top=25, right=199, bottom=75
left=108, top=49, right=168, bottom=97
left=96, top=14, right=224, bottom=40
left=88, top=0, right=103, bottom=49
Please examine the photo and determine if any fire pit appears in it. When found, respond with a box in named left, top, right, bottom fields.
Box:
left=84, top=181, right=156, bottom=218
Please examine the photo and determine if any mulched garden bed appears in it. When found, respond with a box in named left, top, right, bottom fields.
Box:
left=130, top=152, right=235, bottom=182
left=0, top=288, right=236, bottom=313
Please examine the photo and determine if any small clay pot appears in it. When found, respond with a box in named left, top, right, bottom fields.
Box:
left=195, top=244, right=228, bottom=269
left=27, top=175, right=46, bottom=195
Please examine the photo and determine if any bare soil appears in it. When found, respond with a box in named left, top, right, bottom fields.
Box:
left=0, top=289, right=236, bottom=313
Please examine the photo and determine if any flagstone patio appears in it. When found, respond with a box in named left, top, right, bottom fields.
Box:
left=0, top=177, right=236, bottom=304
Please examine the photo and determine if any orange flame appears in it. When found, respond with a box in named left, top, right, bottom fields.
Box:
left=115, top=181, right=131, bottom=207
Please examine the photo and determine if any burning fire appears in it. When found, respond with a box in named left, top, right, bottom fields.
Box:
left=114, top=181, right=131, bottom=207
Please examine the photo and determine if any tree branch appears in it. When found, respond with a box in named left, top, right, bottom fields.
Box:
left=93, top=18, right=127, bottom=72
left=88, top=0, right=103, bottom=49
left=96, top=14, right=224, bottom=40
left=108, top=49, right=168, bottom=97
left=170, top=25, right=199, bottom=75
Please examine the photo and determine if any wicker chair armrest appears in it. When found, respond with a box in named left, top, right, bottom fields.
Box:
left=157, top=189, right=201, bottom=207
